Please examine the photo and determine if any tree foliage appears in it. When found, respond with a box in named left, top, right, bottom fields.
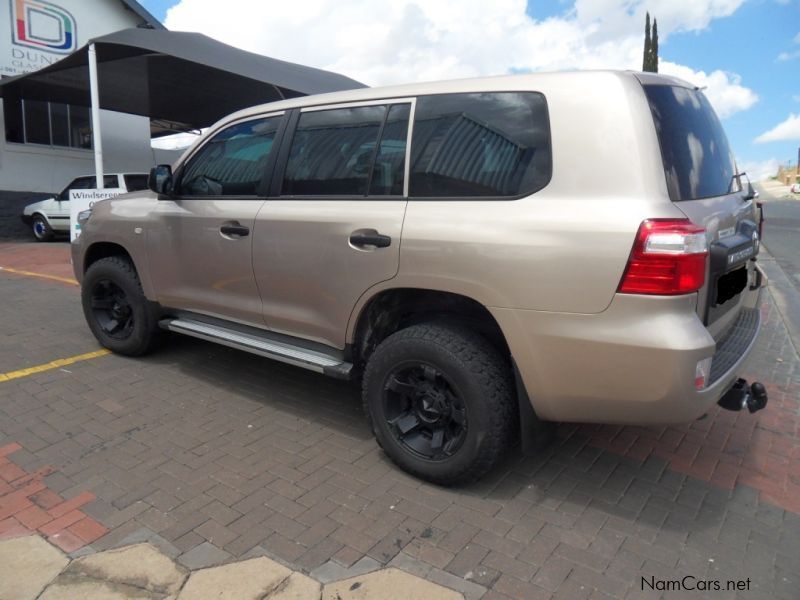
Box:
left=642, top=12, right=659, bottom=73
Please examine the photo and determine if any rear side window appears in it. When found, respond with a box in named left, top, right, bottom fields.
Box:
left=410, top=92, right=551, bottom=198
left=124, top=174, right=149, bottom=192
left=179, top=116, right=280, bottom=196
left=644, top=85, right=740, bottom=201
left=282, top=104, right=409, bottom=196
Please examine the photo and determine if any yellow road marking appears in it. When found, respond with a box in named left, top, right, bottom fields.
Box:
left=0, top=266, right=78, bottom=286
left=0, top=349, right=111, bottom=383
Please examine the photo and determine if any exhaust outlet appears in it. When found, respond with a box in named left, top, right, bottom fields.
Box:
left=717, top=378, right=768, bottom=413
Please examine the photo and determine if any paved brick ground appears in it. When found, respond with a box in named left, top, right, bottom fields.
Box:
left=0, top=442, right=108, bottom=552
left=0, top=249, right=799, bottom=599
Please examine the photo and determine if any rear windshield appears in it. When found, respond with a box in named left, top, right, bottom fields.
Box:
left=644, top=85, right=740, bottom=202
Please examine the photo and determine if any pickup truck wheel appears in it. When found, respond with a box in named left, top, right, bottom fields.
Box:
left=81, top=256, right=160, bottom=356
left=31, top=215, right=54, bottom=242
left=363, top=323, right=516, bottom=485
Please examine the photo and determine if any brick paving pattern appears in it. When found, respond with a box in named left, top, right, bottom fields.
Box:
left=0, top=442, right=108, bottom=552
left=1, top=248, right=799, bottom=599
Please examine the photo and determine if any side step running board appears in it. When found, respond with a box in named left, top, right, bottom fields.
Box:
left=160, top=318, right=352, bottom=379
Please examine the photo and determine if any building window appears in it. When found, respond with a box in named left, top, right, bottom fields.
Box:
left=3, top=97, right=92, bottom=149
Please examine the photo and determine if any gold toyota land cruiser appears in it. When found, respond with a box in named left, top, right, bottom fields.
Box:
left=73, top=71, right=767, bottom=484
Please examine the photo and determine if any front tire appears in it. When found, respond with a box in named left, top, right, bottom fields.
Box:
left=81, top=256, right=160, bottom=356
left=363, top=323, right=516, bottom=485
left=31, top=215, right=54, bottom=242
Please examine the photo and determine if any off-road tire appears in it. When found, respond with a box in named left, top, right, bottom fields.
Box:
left=363, top=322, right=516, bottom=485
left=31, top=215, right=54, bottom=242
left=81, top=256, right=161, bottom=356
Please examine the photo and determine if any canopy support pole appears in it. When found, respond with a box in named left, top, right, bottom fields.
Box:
left=88, top=43, right=104, bottom=189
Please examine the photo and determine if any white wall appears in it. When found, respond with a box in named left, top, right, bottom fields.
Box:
left=0, top=0, right=168, bottom=193
left=0, top=0, right=149, bottom=77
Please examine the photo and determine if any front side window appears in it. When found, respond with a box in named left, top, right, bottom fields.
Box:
left=179, top=116, right=280, bottom=197
left=410, top=92, right=551, bottom=198
left=282, top=105, right=391, bottom=196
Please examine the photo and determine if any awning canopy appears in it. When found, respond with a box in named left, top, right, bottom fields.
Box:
left=0, top=28, right=366, bottom=135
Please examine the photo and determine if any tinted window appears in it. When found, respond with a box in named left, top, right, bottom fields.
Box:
left=179, top=117, right=280, bottom=196
left=24, top=100, right=50, bottom=145
left=410, top=92, right=551, bottom=197
left=124, top=174, right=149, bottom=192
left=369, top=104, right=410, bottom=196
left=282, top=105, right=388, bottom=196
left=644, top=85, right=740, bottom=201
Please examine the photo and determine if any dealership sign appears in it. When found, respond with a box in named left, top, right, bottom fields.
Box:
left=69, top=188, right=122, bottom=242
left=2, top=0, right=77, bottom=75
left=12, top=0, right=76, bottom=53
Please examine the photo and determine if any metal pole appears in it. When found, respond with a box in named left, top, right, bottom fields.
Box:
left=88, top=43, right=104, bottom=189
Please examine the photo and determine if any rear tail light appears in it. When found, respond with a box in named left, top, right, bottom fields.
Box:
left=618, top=219, right=708, bottom=295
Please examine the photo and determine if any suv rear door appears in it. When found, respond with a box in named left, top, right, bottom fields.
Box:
left=146, top=114, right=284, bottom=325
left=253, top=101, right=412, bottom=348
left=641, top=79, right=760, bottom=337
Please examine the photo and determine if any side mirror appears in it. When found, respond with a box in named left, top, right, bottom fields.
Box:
left=148, top=164, right=173, bottom=196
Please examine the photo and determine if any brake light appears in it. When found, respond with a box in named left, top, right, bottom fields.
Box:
left=618, top=219, right=708, bottom=295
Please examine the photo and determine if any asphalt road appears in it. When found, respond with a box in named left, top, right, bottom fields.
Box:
left=758, top=184, right=800, bottom=293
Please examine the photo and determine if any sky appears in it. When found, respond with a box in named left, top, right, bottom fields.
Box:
left=140, top=0, right=800, bottom=181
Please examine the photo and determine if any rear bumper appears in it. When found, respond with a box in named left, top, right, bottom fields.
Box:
left=493, top=267, right=765, bottom=424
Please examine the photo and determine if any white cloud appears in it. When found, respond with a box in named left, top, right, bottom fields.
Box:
left=739, top=158, right=780, bottom=181
left=659, top=61, right=758, bottom=118
left=777, top=50, right=800, bottom=61
left=163, top=0, right=755, bottom=118
left=755, top=114, right=800, bottom=143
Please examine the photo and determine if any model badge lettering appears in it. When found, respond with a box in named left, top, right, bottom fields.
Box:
left=728, top=246, right=755, bottom=265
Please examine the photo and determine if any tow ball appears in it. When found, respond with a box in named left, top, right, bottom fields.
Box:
left=717, top=378, right=768, bottom=413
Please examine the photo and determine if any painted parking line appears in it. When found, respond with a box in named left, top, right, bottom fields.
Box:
left=0, top=266, right=78, bottom=286
left=0, top=349, right=111, bottom=383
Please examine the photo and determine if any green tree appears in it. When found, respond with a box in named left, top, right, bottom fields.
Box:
left=642, top=12, right=659, bottom=73
left=651, top=18, right=659, bottom=73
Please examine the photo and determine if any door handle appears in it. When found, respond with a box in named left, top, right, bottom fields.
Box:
left=350, top=232, right=392, bottom=248
left=220, top=224, right=250, bottom=237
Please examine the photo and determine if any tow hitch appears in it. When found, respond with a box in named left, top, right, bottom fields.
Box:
left=717, top=378, right=768, bottom=413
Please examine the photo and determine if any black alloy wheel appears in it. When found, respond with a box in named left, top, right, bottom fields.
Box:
left=89, top=279, right=135, bottom=340
left=383, top=362, right=468, bottom=460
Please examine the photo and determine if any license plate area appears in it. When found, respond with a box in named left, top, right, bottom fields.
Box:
left=715, top=266, right=748, bottom=307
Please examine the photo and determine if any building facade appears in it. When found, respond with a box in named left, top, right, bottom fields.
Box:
left=0, top=0, right=169, bottom=194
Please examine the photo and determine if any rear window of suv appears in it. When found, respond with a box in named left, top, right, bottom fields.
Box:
left=644, top=84, right=741, bottom=202
left=410, top=92, right=551, bottom=198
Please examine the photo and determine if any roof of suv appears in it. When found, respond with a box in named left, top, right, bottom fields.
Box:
left=221, top=69, right=695, bottom=125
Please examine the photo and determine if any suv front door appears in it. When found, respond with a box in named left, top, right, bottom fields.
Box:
left=146, top=114, right=284, bottom=325
left=254, top=102, right=412, bottom=348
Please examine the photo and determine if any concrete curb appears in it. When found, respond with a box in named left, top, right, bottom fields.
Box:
left=758, top=247, right=800, bottom=357
left=0, top=534, right=470, bottom=600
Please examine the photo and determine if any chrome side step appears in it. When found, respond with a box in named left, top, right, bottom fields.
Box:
left=160, top=318, right=352, bottom=379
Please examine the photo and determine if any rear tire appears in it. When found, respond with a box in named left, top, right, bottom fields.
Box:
left=31, top=215, right=54, bottom=242
left=81, top=256, right=161, bottom=356
left=363, top=322, right=516, bottom=485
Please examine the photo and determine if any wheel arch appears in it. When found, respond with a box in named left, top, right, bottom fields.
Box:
left=349, top=286, right=552, bottom=452
left=350, top=287, right=510, bottom=370
left=82, top=241, right=157, bottom=299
